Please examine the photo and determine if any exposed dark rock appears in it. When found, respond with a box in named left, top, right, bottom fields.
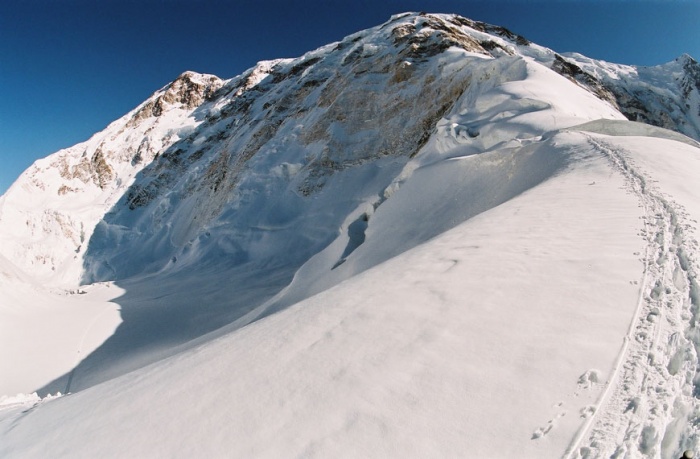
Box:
left=480, top=40, right=514, bottom=55
left=271, top=57, right=322, bottom=84
left=679, top=54, right=700, bottom=99
left=550, top=54, right=619, bottom=107
left=448, top=15, right=530, bottom=46
left=128, top=72, right=223, bottom=126
left=90, top=148, right=114, bottom=189
left=161, top=72, right=223, bottom=108
left=391, top=16, right=491, bottom=60
left=299, top=66, right=471, bottom=194
left=126, top=140, right=212, bottom=209
left=57, top=185, right=78, bottom=195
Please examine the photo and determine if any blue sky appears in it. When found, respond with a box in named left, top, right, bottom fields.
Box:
left=1, top=0, right=699, bottom=195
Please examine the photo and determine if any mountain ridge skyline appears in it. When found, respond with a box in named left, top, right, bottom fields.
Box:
left=2, top=0, right=699, bottom=194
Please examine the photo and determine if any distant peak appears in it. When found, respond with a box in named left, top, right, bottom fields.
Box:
left=172, top=70, right=222, bottom=87
left=388, top=12, right=531, bottom=47
left=128, top=71, right=224, bottom=125
left=388, top=11, right=414, bottom=21
left=379, top=12, right=530, bottom=62
left=677, top=53, right=697, bottom=64
left=176, top=70, right=200, bottom=80
left=165, top=71, right=223, bottom=105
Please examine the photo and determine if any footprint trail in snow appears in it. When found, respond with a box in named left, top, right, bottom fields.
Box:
left=568, top=135, right=700, bottom=459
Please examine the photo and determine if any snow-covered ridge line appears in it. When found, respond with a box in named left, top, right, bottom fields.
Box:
left=550, top=118, right=700, bottom=456
left=570, top=134, right=700, bottom=458
left=77, top=12, right=551, bottom=285
left=1, top=11, right=697, bottom=287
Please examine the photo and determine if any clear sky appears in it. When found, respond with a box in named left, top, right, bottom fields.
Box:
left=1, top=0, right=699, bottom=195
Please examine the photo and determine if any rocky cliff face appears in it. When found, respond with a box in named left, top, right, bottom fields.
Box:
left=0, top=12, right=698, bottom=286
left=0, top=71, right=223, bottom=284
left=128, top=71, right=223, bottom=125
left=556, top=52, right=700, bottom=141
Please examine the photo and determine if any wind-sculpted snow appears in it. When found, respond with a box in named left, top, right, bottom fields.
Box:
left=570, top=119, right=700, bottom=148
left=2, top=11, right=700, bottom=459
left=79, top=15, right=537, bottom=284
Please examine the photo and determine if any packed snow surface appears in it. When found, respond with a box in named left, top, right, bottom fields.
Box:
left=1, top=12, right=700, bottom=459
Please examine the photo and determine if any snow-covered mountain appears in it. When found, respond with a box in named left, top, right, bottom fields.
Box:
left=1, top=12, right=700, bottom=458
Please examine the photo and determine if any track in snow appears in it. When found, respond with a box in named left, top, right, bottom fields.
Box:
left=567, top=135, right=700, bottom=459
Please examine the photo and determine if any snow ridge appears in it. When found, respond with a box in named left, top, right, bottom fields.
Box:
left=570, top=135, right=700, bottom=458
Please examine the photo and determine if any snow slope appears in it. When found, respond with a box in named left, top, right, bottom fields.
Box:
left=3, top=126, right=699, bottom=458
left=1, top=12, right=700, bottom=459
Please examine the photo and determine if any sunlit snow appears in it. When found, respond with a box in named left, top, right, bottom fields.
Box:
left=1, top=12, right=699, bottom=459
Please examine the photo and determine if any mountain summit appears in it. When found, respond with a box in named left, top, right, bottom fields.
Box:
left=1, top=13, right=700, bottom=458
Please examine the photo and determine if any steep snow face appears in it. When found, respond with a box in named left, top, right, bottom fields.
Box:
left=0, top=71, right=223, bottom=285
left=78, top=14, right=521, bottom=283
left=79, top=13, right=622, bottom=285
left=1, top=13, right=698, bottom=290
left=3, top=13, right=698, bottom=289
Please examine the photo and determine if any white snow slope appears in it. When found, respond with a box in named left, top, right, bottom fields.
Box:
left=1, top=12, right=700, bottom=459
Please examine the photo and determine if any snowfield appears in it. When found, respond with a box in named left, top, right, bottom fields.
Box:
left=1, top=12, right=700, bottom=459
